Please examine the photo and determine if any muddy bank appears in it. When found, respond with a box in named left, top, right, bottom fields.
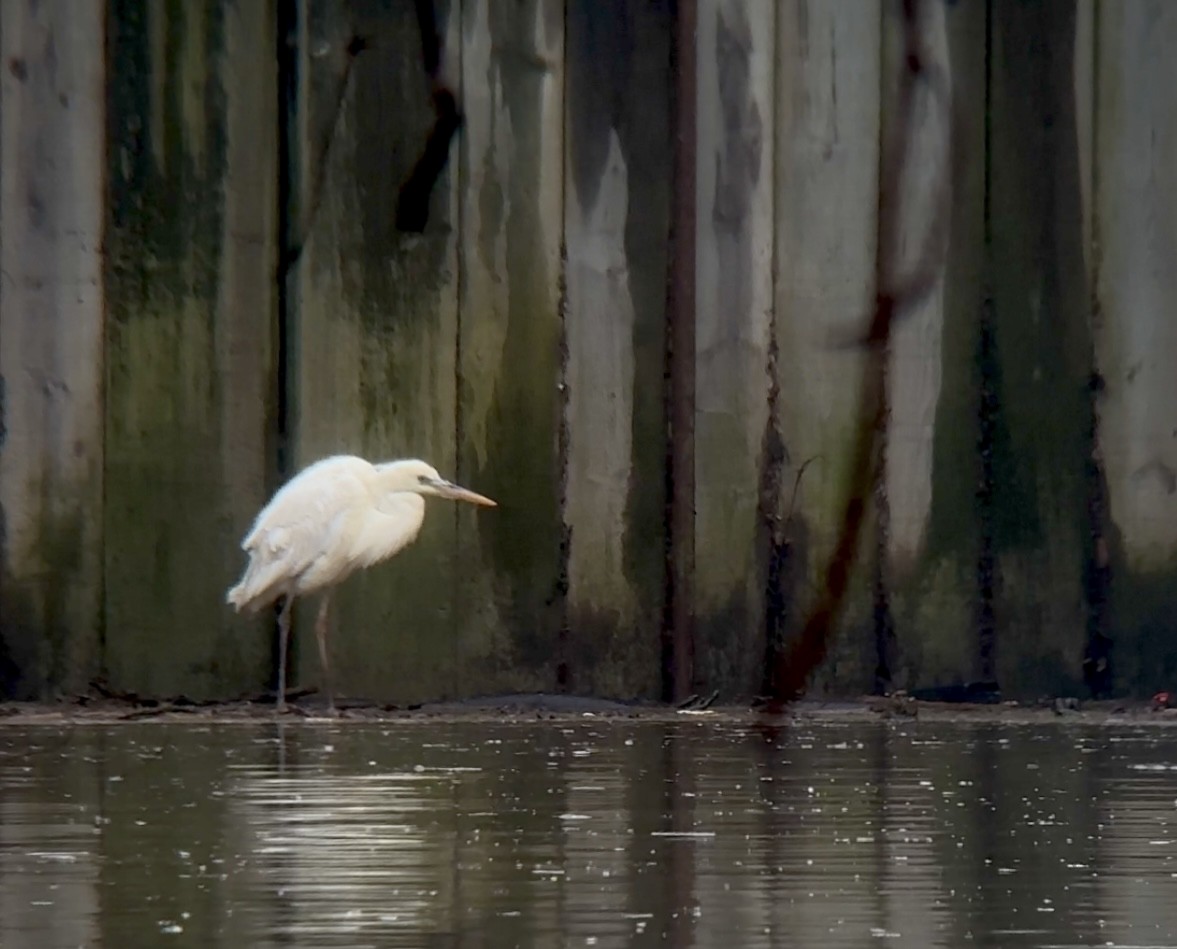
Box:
left=3, top=691, right=1177, bottom=727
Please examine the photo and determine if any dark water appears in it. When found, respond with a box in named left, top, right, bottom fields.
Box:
left=3, top=717, right=1177, bottom=948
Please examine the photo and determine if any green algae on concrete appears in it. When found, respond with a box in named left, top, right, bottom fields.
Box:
left=895, top=0, right=987, bottom=692
left=0, top=498, right=96, bottom=699
left=288, top=0, right=461, bottom=705
left=104, top=0, right=276, bottom=698
left=455, top=0, right=565, bottom=696
left=897, top=1, right=1106, bottom=700
left=984, top=0, right=1093, bottom=697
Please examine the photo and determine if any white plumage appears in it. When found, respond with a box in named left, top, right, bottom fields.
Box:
left=227, top=455, right=496, bottom=713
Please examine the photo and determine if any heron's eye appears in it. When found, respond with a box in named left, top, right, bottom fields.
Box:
left=417, top=475, right=430, bottom=484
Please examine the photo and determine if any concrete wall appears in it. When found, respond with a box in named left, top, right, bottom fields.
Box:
left=287, top=0, right=462, bottom=703
left=0, top=0, right=106, bottom=698
left=563, top=0, right=671, bottom=698
left=102, top=0, right=276, bottom=698
left=694, top=0, right=774, bottom=693
left=2, top=0, right=1175, bottom=703
left=1086, top=0, right=1177, bottom=691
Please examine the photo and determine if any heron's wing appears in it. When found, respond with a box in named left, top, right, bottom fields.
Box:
left=241, top=463, right=371, bottom=583
left=295, top=493, right=426, bottom=594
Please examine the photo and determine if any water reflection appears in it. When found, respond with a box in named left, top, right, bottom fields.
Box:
left=2, top=717, right=1177, bottom=947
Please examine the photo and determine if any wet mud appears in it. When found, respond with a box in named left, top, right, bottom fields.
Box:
left=3, top=691, right=1175, bottom=727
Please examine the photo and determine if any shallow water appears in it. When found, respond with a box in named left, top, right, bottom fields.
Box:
left=2, top=717, right=1177, bottom=947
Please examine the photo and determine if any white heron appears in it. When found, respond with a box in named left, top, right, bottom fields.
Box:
left=226, top=455, right=496, bottom=713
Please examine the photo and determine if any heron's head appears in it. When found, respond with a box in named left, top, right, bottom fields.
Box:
left=377, top=459, right=497, bottom=507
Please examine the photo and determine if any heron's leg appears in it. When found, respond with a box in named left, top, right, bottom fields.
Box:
left=315, top=591, right=335, bottom=714
left=276, top=595, right=294, bottom=713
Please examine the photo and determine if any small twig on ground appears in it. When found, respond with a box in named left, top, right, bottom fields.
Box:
left=242, top=685, right=319, bottom=706
left=119, top=704, right=199, bottom=721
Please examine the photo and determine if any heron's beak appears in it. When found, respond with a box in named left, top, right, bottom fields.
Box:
left=428, top=478, right=497, bottom=507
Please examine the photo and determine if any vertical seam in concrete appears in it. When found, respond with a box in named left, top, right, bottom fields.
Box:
left=1089, top=1, right=1100, bottom=276
left=1082, top=0, right=1111, bottom=696
left=976, top=0, right=997, bottom=687
left=273, top=0, right=299, bottom=695
left=98, top=0, right=113, bottom=680
left=452, top=0, right=465, bottom=699
left=757, top=0, right=786, bottom=698
left=664, top=0, right=698, bottom=703
left=275, top=0, right=297, bottom=491
left=555, top=0, right=571, bottom=693
left=872, top=0, right=894, bottom=695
